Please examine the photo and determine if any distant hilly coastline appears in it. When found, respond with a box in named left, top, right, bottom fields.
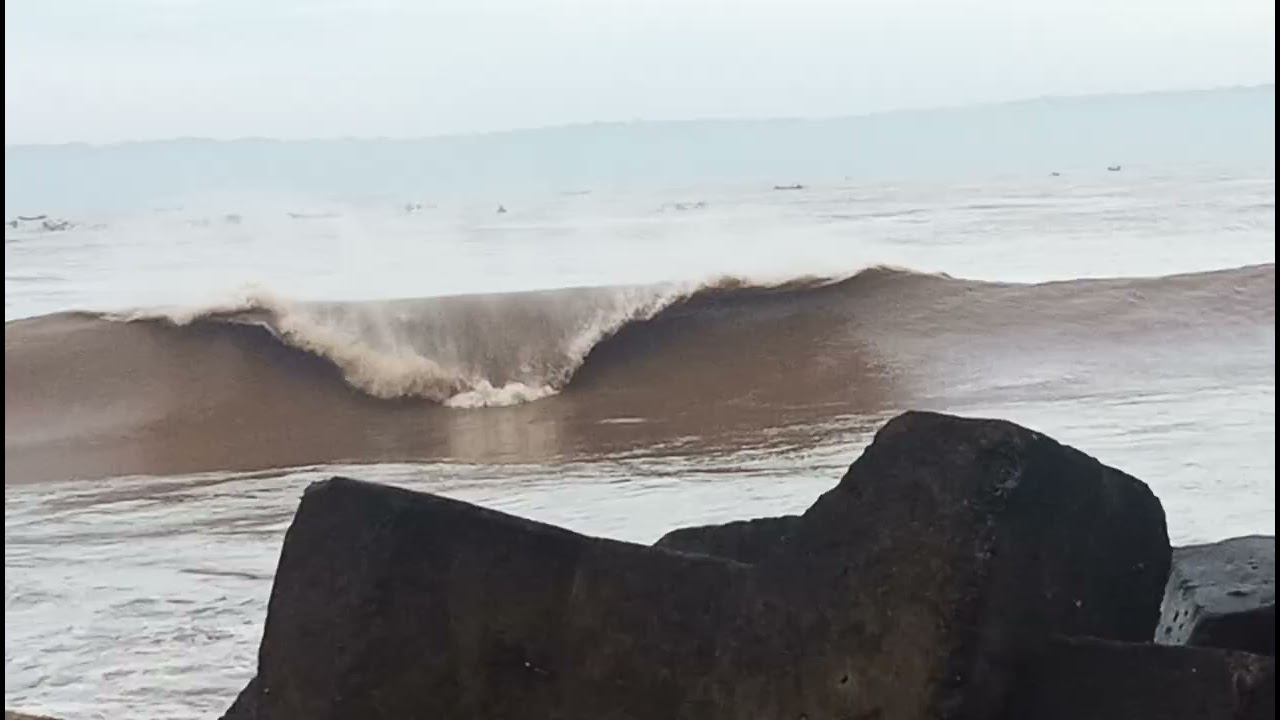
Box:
left=5, top=84, right=1274, bottom=212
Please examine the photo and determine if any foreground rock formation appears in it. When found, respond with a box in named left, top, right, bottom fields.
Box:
left=1158, top=535, right=1275, bottom=656
left=224, top=411, right=1186, bottom=720
left=1009, top=636, right=1275, bottom=719
left=653, top=515, right=801, bottom=563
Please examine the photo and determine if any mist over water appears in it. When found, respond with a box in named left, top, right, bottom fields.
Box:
left=6, top=166, right=1274, bottom=321
left=4, top=91, right=1277, bottom=719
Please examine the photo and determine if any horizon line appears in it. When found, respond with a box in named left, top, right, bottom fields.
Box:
left=5, top=81, right=1273, bottom=150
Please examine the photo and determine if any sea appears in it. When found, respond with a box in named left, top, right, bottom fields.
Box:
left=5, top=111, right=1277, bottom=717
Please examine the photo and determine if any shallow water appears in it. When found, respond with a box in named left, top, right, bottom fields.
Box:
left=5, top=167, right=1276, bottom=719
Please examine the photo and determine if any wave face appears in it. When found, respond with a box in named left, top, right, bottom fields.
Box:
left=5, top=264, right=1275, bottom=483
left=109, top=283, right=690, bottom=408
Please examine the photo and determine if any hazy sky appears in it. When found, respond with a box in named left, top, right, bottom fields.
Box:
left=5, top=0, right=1275, bottom=144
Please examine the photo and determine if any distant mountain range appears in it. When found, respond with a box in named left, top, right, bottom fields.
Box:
left=6, top=84, right=1274, bottom=212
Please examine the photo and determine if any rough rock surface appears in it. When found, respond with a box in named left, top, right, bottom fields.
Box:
left=653, top=515, right=801, bottom=562
left=1158, top=535, right=1275, bottom=656
left=223, top=411, right=1171, bottom=720
left=1009, top=635, right=1275, bottom=720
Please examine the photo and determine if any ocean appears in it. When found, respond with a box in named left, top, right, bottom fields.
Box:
left=5, top=120, right=1277, bottom=716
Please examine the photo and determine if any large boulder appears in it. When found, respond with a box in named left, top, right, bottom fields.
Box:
left=1008, top=635, right=1275, bottom=720
left=224, top=478, right=746, bottom=720
left=223, top=411, right=1170, bottom=720
left=653, top=515, right=801, bottom=562
left=1158, top=535, right=1275, bottom=655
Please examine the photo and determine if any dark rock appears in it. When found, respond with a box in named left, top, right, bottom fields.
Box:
left=653, top=515, right=801, bottom=562
left=1008, top=635, right=1275, bottom=720
left=764, top=411, right=1171, bottom=717
left=223, top=477, right=745, bottom=720
left=223, top=411, right=1170, bottom=720
left=220, top=675, right=260, bottom=720
left=1158, top=535, right=1275, bottom=655
left=6, top=712, right=62, bottom=720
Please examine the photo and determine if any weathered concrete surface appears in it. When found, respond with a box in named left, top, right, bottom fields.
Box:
left=223, top=411, right=1170, bottom=720
left=1159, top=535, right=1275, bottom=656
left=1009, top=635, right=1275, bottom=720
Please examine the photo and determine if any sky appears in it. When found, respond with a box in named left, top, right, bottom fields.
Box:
left=4, top=0, right=1275, bottom=144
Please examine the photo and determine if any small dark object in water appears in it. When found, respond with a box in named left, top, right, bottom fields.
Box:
left=496, top=205, right=507, bottom=214
left=1108, top=165, right=1122, bottom=172
left=17, top=215, right=47, bottom=222
left=672, top=201, right=708, bottom=211
left=1051, top=172, right=1062, bottom=177
left=773, top=184, right=805, bottom=191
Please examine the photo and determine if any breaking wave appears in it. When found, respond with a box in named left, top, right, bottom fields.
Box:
left=102, top=273, right=850, bottom=407
left=5, top=263, right=1273, bottom=482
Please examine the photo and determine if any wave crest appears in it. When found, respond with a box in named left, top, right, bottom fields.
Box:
left=108, top=283, right=689, bottom=407
left=65, top=262, right=1279, bottom=410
